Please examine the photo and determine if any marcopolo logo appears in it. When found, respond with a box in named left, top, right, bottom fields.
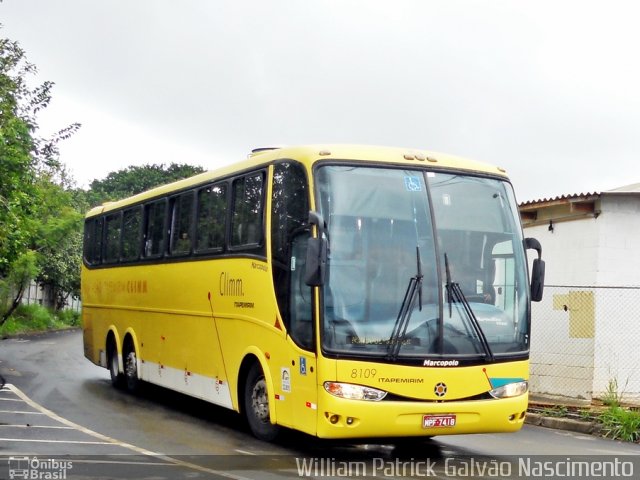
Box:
left=423, top=359, right=459, bottom=367
left=8, top=457, right=72, bottom=480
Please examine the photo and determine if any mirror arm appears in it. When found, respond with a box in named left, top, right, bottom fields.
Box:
left=524, top=237, right=542, bottom=260
left=308, top=211, right=327, bottom=239
left=304, top=211, right=328, bottom=287
left=524, top=237, right=545, bottom=302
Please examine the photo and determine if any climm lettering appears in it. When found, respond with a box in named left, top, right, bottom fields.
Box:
left=219, top=272, right=244, bottom=297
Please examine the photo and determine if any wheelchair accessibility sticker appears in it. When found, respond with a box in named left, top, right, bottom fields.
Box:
left=404, top=176, right=422, bottom=192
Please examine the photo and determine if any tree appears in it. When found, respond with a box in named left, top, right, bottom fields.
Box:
left=1, top=29, right=202, bottom=323
left=0, top=31, right=80, bottom=323
left=32, top=180, right=84, bottom=310
left=87, top=163, right=206, bottom=205
left=0, top=250, right=39, bottom=323
left=0, top=36, right=36, bottom=276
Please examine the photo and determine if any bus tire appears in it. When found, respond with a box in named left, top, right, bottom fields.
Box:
left=107, top=338, right=123, bottom=388
left=123, top=341, right=140, bottom=393
left=243, top=363, right=280, bottom=441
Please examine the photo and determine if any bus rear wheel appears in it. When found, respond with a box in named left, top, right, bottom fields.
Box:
left=243, top=363, right=280, bottom=441
left=123, top=346, right=140, bottom=393
left=107, top=340, right=123, bottom=388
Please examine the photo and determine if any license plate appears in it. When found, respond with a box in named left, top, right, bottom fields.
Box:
left=422, top=414, right=456, bottom=428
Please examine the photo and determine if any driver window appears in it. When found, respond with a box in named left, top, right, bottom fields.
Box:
left=270, top=161, right=312, bottom=349
left=289, top=234, right=313, bottom=349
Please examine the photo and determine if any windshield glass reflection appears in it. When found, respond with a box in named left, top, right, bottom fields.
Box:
left=315, top=166, right=529, bottom=360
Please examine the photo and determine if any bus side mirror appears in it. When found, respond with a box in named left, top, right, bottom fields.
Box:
left=305, top=236, right=327, bottom=286
left=525, top=237, right=545, bottom=302
left=305, top=211, right=328, bottom=286
left=530, top=259, right=545, bottom=302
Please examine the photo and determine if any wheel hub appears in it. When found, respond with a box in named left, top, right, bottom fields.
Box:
left=251, top=378, right=269, bottom=422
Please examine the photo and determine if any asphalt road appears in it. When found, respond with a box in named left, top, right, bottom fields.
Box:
left=0, top=329, right=638, bottom=479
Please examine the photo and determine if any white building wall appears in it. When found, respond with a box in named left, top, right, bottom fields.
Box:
left=525, top=196, right=640, bottom=405
left=592, top=196, right=640, bottom=403
left=596, top=196, right=640, bottom=286
left=526, top=218, right=598, bottom=402
left=530, top=217, right=599, bottom=286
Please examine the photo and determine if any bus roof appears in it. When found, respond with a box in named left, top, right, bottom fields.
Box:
left=85, top=144, right=508, bottom=217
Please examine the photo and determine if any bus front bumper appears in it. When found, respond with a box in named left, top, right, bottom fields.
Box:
left=316, top=390, right=528, bottom=439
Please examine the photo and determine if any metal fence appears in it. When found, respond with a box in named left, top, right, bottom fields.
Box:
left=15, top=281, right=640, bottom=404
left=20, top=281, right=81, bottom=312
left=530, top=285, right=640, bottom=406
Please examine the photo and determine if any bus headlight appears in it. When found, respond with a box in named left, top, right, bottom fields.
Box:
left=324, top=382, right=387, bottom=401
left=489, top=380, right=528, bottom=399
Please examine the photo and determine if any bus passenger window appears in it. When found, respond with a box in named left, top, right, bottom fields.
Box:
left=143, top=200, right=166, bottom=257
left=231, top=173, right=264, bottom=248
left=196, top=183, right=227, bottom=252
left=169, top=193, right=194, bottom=255
left=104, top=213, right=122, bottom=263
left=122, top=207, right=142, bottom=261
left=83, top=217, right=104, bottom=265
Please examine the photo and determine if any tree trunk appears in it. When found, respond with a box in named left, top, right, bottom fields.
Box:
left=0, top=285, right=25, bottom=326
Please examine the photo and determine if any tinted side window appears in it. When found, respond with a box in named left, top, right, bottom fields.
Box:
left=104, top=213, right=122, bottom=263
left=169, top=192, right=194, bottom=255
left=122, top=207, right=142, bottom=261
left=83, top=217, right=104, bottom=265
left=271, top=162, right=309, bottom=267
left=196, top=183, right=227, bottom=252
left=144, top=200, right=166, bottom=257
left=231, top=172, right=264, bottom=248
left=271, top=162, right=311, bottom=349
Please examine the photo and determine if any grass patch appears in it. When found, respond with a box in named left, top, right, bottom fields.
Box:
left=599, top=406, right=640, bottom=443
left=0, top=304, right=80, bottom=337
left=601, top=378, right=627, bottom=408
left=532, top=402, right=640, bottom=443
left=538, top=405, right=569, bottom=418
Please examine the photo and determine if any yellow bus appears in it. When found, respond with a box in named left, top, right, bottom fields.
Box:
left=82, top=145, right=545, bottom=441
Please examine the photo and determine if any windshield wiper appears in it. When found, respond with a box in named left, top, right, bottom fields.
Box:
left=387, top=247, right=423, bottom=361
left=444, top=253, right=495, bottom=362
left=444, top=253, right=453, bottom=317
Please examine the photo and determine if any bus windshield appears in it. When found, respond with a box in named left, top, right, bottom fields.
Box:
left=315, top=165, right=529, bottom=361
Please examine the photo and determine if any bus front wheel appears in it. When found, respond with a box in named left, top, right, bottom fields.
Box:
left=243, top=363, right=280, bottom=441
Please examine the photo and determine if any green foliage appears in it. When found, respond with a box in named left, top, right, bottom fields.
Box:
left=1, top=29, right=81, bottom=316
left=87, top=163, right=206, bottom=205
left=539, top=405, right=569, bottom=418
left=0, top=250, right=40, bottom=324
left=1, top=29, right=204, bottom=327
left=599, top=406, right=640, bottom=443
left=56, top=308, right=81, bottom=327
left=579, top=408, right=596, bottom=421
left=0, top=37, right=36, bottom=275
left=31, top=179, right=83, bottom=308
left=601, top=377, right=629, bottom=407
left=0, top=304, right=79, bottom=337
left=7, top=250, right=39, bottom=292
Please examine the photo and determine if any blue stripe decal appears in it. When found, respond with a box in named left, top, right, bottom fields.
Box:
left=489, top=377, right=525, bottom=389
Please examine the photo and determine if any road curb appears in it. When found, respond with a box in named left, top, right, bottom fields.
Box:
left=525, top=412, right=602, bottom=435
